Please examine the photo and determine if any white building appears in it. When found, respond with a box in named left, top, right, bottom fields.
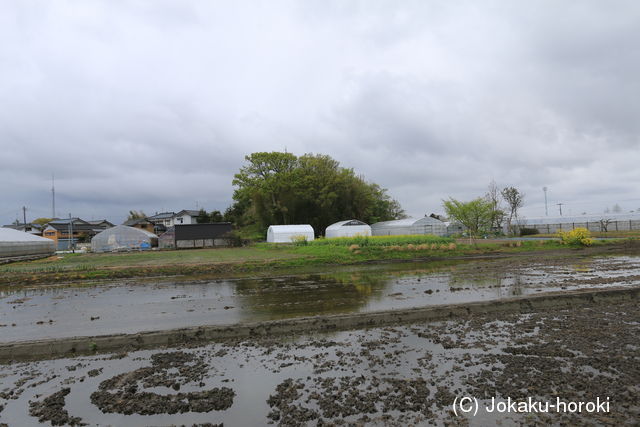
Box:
left=147, top=210, right=200, bottom=228
left=371, top=216, right=447, bottom=236
left=325, top=220, right=371, bottom=238
left=267, top=224, right=315, bottom=243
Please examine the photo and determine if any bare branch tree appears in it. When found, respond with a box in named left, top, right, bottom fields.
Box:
left=501, top=187, right=524, bottom=235
left=485, top=180, right=505, bottom=231
left=599, top=218, right=612, bottom=232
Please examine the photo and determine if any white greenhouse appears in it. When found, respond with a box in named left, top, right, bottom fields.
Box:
left=371, top=216, right=447, bottom=236
left=91, top=225, right=158, bottom=252
left=325, top=220, right=371, bottom=238
left=266, top=224, right=315, bottom=243
left=0, top=228, right=55, bottom=261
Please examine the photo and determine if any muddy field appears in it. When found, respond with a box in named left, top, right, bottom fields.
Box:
left=1, top=254, right=639, bottom=342
left=0, top=252, right=639, bottom=425
left=0, top=296, right=638, bottom=426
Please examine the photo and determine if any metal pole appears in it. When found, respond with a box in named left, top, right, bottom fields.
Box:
left=557, top=203, right=563, bottom=216
left=22, top=206, right=26, bottom=225
left=543, top=187, right=548, bottom=216
left=69, top=213, right=75, bottom=253
left=52, top=174, right=56, bottom=218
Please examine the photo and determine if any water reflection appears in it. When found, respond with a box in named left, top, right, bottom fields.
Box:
left=0, top=255, right=639, bottom=342
left=233, top=271, right=391, bottom=320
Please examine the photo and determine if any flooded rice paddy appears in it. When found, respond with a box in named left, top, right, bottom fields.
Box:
left=1, top=255, right=639, bottom=342
left=0, top=297, right=638, bottom=426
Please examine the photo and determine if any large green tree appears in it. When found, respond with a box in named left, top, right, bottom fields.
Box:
left=229, top=152, right=405, bottom=235
left=443, top=197, right=493, bottom=243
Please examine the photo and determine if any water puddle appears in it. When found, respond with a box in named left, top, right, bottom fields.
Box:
left=0, top=255, right=639, bottom=342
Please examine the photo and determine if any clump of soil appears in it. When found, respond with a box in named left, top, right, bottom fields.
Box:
left=29, top=388, right=85, bottom=426
left=267, top=375, right=431, bottom=425
left=90, top=351, right=235, bottom=415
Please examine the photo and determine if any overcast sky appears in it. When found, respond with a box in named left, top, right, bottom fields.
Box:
left=1, top=0, right=639, bottom=225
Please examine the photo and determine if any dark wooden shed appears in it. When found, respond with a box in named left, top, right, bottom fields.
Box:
left=161, top=223, right=232, bottom=249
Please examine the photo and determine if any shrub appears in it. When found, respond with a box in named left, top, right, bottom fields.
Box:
left=291, top=235, right=309, bottom=246
left=519, top=228, right=539, bottom=236
left=558, top=227, right=593, bottom=246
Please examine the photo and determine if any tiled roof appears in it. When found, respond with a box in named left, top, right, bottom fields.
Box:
left=147, top=212, right=175, bottom=220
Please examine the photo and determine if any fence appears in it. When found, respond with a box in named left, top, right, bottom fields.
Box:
left=519, top=219, right=640, bottom=234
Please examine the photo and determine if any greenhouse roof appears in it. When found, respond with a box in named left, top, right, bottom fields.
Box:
left=0, top=228, right=53, bottom=242
left=326, top=220, right=368, bottom=230
left=372, top=216, right=444, bottom=227
left=268, top=224, right=314, bottom=233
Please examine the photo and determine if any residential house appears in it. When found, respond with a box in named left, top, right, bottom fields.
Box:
left=87, top=219, right=114, bottom=228
left=43, top=218, right=112, bottom=250
left=174, top=209, right=200, bottom=225
left=2, top=223, right=44, bottom=236
left=123, top=218, right=155, bottom=233
left=147, top=210, right=201, bottom=234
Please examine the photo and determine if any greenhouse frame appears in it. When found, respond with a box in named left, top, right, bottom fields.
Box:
left=517, top=213, right=640, bottom=234
left=266, top=224, right=315, bottom=243
left=371, top=216, right=447, bottom=236
left=0, top=228, right=55, bottom=262
left=325, top=220, right=372, bottom=238
left=91, top=225, right=158, bottom=252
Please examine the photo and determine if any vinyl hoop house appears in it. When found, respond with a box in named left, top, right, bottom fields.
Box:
left=325, top=220, right=372, bottom=238
left=91, top=225, right=158, bottom=252
left=371, top=217, right=447, bottom=236
left=266, top=224, right=315, bottom=243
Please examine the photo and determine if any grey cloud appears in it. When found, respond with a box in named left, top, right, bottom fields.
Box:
left=1, top=1, right=639, bottom=225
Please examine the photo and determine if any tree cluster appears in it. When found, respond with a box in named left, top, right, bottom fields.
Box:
left=226, top=152, right=405, bottom=235
left=443, top=181, right=525, bottom=239
left=127, top=210, right=147, bottom=221
left=195, top=209, right=224, bottom=223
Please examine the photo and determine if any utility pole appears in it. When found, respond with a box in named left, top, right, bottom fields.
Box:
left=543, top=187, right=548, bottom=216
left=51, top=174, right=56, bottom=218
left=69, top=213, right=75, bottom=253
left=22, top=206, right=27, bottom=225
left=557, top=203, right=564, bottom=216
